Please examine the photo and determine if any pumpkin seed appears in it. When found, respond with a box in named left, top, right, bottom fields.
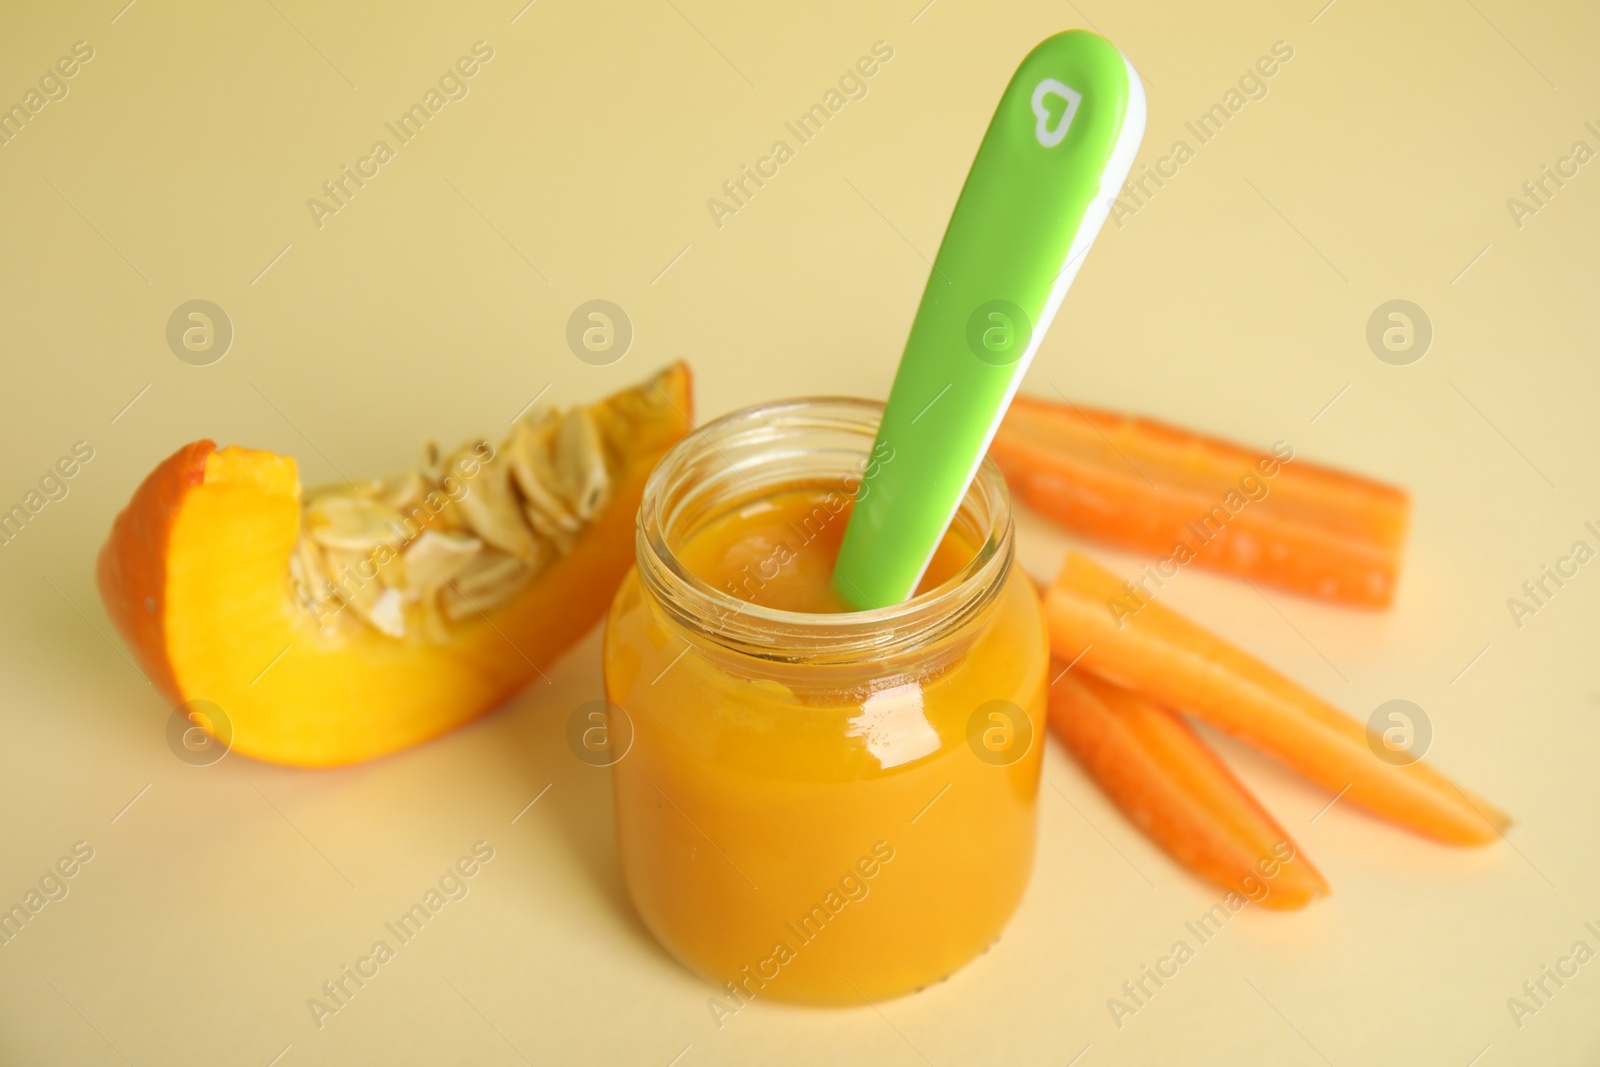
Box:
left=287, top=400, right=614, bottom=640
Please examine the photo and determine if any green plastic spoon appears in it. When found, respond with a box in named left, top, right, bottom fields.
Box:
left=832, top=29, right=1146, bottom=610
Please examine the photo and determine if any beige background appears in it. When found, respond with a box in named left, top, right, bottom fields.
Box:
left=1, top=0, right=1597, bottom=1063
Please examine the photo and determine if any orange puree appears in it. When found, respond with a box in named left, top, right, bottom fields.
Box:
left=605, top=476, right=1048, bottom=1005
left=674, top=485, right=973, bottom=614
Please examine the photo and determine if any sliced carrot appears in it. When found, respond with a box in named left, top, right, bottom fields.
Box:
left=1050, top=668, right=1328, bottom=909
left=1045, top=553, right=1509, bottom=845
left=990, top=395, right=1411, bottom=607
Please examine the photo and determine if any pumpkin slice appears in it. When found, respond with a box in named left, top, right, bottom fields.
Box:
left=98, top=363, right=692, bottom=767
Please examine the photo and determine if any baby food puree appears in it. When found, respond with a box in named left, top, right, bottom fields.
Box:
left=603, top=399, right=1047, bottom=1006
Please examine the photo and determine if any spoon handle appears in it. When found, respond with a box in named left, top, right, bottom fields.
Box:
left=834, top=30, right=1146, bottom=609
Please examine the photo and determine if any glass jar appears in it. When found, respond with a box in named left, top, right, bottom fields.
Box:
left=603, top=397, right=1047, bottom=1007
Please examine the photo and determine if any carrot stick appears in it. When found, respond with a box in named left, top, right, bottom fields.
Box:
left=1050, top=667, right=1328, bottom=909
left=990, top=396, right=1411, bottom=607
left=1045, top=552, right=1509, bottom=845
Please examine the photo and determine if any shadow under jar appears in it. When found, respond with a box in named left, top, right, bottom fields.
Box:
left=603, top=397, right=1047, bottom=1005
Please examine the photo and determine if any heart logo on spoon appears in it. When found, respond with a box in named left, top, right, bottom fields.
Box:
left=1030, top=78, right=1082, bottom=147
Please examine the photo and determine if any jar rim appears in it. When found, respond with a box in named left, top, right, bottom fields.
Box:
left=635, top=396, right=1014, bottom=664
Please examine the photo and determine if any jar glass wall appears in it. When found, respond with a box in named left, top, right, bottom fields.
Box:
left=603, top=398, right=1047, bottom=1006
